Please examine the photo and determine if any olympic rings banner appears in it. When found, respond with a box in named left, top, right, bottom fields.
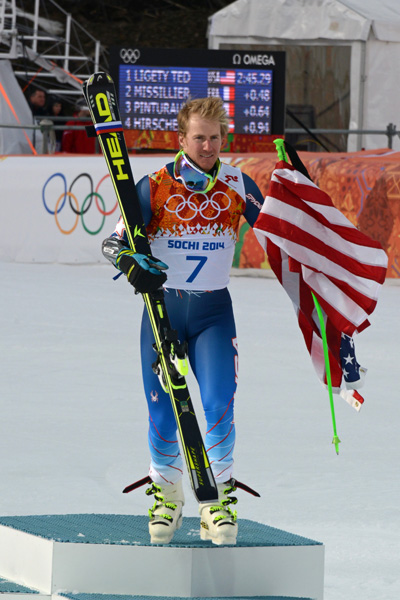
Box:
left=0, top=155, right=165, bottom=263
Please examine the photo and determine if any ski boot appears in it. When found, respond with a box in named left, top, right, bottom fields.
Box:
left=199, top=480, right=238, bottom=546
left=146, top=479, right=185, bottom=544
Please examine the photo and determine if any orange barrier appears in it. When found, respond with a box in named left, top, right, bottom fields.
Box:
left=0, top=81, right=38, bottom=155
left=230, top=149, right=400, bottom=278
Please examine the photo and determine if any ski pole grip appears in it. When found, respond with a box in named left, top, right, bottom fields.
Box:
left=274, top=138, right=288, bottom=162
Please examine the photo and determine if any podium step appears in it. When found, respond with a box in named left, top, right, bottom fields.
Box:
left=57, top=595, right=314, bottom=600
left=0, top=576, right=50, bottom=599
left=0, top=515, right=324, bottom=599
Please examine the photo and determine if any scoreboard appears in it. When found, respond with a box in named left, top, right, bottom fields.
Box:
left=109, top=47, right=285, bottom=151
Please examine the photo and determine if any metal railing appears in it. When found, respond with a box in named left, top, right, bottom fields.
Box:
left=1, top=121, right=399, bottom=155
left=286, top=123, right=400, bottom=150
left=0, top=115, right=93, bottom=154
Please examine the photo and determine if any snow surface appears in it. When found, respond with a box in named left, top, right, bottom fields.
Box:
left=1, top=262, right=399, bottom=600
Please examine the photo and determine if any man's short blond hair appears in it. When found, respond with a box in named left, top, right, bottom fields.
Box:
left=178, top=97, right=229, bottom=138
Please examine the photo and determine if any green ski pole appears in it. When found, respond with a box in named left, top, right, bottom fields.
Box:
left=311, top=293, right=341, bottom=454
left=273, top=138, right=341, bottom=453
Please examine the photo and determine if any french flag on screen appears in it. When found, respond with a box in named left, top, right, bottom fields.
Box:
left=220, top=71, right=236, bottom=84
left=222, top=87, right=235, bottom=101
left=223, top=103, right=235, bottom=117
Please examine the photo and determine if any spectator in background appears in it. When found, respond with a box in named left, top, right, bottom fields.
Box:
left=62, top=99, right=96, bottom=154
left=48, top=96, right=66, bottom=152
left=27, top=88, right=48, bottom=117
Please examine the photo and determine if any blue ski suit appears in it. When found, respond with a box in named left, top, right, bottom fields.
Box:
left=109, top=160, right=264, bottom=484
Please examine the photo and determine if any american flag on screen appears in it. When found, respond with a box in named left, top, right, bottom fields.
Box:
left=253, top=160, right=388, bottom=394
left=220, top=71, right=235, bottom=85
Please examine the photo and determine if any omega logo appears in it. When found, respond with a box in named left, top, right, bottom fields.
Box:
left=232, top=53, right=276, bottom=66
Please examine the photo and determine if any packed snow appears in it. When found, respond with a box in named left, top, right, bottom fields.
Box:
left=0, top=262, right=399, bottom=600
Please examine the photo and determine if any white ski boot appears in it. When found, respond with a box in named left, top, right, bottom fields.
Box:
left=199, top=481, right=238, bottom=545
left=147, top=479, right=185, bottom=544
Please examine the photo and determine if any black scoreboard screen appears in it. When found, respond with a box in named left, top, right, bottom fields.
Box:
left=109, top=47, right=285, bottom=151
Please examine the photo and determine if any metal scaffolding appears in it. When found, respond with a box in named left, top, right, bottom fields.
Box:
left=0, top=0, right=107, bottom=105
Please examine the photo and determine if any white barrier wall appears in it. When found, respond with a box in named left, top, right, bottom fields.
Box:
left=0, top=155, right=169, bottom=263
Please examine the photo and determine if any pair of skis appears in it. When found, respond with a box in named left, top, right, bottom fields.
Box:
left=82, top=72, right=218, bottom=503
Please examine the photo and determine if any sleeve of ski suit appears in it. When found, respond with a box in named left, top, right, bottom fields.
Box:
left=135, top=175, right=153, bottom=226
left=101, top=175, right=151, bottom=265
left=242, top=172, right=264, bottom=228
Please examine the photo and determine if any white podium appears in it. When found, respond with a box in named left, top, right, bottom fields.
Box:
left=0, top=514, right=324, bottom=599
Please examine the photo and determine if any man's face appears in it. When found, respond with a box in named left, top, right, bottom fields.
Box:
left=32, top=91, right=46, bottom=107
left=178, top=115, right=225, bottom=172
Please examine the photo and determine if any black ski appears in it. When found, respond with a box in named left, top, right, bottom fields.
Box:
left=82, top=72, right=218, bottom=503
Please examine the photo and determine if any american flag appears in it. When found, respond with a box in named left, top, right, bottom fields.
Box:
left=220, top=71, right=236, bottom=85
left=253, top=160, right=388, bottom=393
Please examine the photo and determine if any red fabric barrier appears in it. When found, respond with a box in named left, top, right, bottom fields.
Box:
left=231, top=149, right=399, bottom=278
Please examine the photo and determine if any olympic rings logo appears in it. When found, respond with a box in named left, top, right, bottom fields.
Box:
left=120, top=48, right=141, bottom=64
left=42, top=172, right=118, bottom=235
left=164, top=191, right=231, bottom=221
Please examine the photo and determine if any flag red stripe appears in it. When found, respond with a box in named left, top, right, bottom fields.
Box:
left=270, top=177, right=386, bottom=251
left=253, top=160, right=387, bottom=393
left=274, top=163, right=333, bottom=205
left=312, top=289, right=369, bottom=336
left=258, top=213, right=387, bottom=285
left=313, top=269, right=378, bottom=317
